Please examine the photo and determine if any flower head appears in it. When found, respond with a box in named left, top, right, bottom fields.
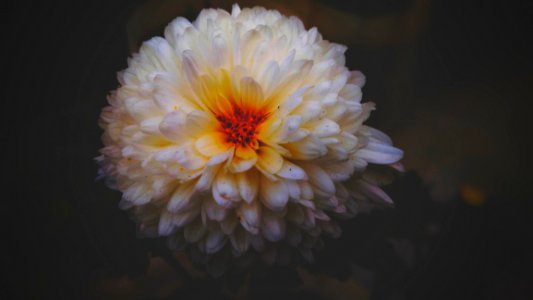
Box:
left=98, top=4, right=403, bottom=266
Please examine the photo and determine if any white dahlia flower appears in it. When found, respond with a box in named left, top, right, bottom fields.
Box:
left=98, top=5, right=403, bottom=266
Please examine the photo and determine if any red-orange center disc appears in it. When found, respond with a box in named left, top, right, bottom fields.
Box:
left=216, top=105, right=268, bottom=147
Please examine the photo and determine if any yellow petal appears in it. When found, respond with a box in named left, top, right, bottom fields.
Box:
left=195, top=132, right=231, bottom=157
left=256, top=146, right=283, bottom=175
left=235, top=145, right=257, bottom=160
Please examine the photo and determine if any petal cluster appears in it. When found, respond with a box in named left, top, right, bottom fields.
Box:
left=98, top=5, right=403, bottom=265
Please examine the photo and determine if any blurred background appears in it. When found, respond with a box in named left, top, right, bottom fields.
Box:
left=5, top=0, right=532, bottom=299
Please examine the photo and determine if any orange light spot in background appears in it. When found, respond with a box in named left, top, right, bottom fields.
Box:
left=460, top=184, right=486, bottom=207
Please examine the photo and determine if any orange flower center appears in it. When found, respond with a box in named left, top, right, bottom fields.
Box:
left=216, top=105, right=268, bottom=147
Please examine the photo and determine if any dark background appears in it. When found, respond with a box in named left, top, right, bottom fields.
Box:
left=5, top=0, right=533, bottom=299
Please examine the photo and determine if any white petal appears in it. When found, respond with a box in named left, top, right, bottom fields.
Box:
left=357, top=140, right=403, bottom=164
left=284, top=136, right=327, bottom=160
left=275, top=115, right=302, bottom=142
left=204, top=229, right=227, bottom=254
left=230, top=227, right=250, bottom=254
left=167, top=181, right=196, bottom=212
left=276, top=160, right=307, bottom=180
left=365, top=126, right=393, bottom=144
left=301, top=163, right=335, bottom=195
left=312, top=119, right=340, bottom=137
left=260, top=175, right=289, bottom=211
left=286, top=180, right=301, bottom=199
left=159, top=110, right=187, bottom=141
left=213, top=171, right=239, bottom=207
left=221, top=214, right=238, bottom=234
left=203, top=198, right=229, bottom=221
left=231, top=3, right=241, bottom=17
left=237, top=170, right=259, bottom=203
left=164, top=17, right=192, bottom=46
left=184, top=220, right=206, bottom=243
left=140, top=117, right=163, bottom=134
left=239, top=77, right=264, bottom=105
left=206, top=148, right=234, bottom=166
left=238, top=200, right=261, bottom=234
left=278, top=86, right=309, bottom=116
left=158, top=211, right=175, bottom=235
left=299, top=181, right=315, bottom=200
left=322, top=162, right=353, bottom=181
left=195, top=164, right=221, bottom=191
left=122, top=182, right=152, bottom=205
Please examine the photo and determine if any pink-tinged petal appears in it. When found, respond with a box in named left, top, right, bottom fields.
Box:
left=261, top=209, right=286, bottom=242
left=356, top=180, right=394, bottom=205
left=314, top=210, right=330, bottom=221
left=390, top=162, right=405, bottom=172
left=348, top=70, right=366, bottom=87
left=260, top=175, right=289, bottom=211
